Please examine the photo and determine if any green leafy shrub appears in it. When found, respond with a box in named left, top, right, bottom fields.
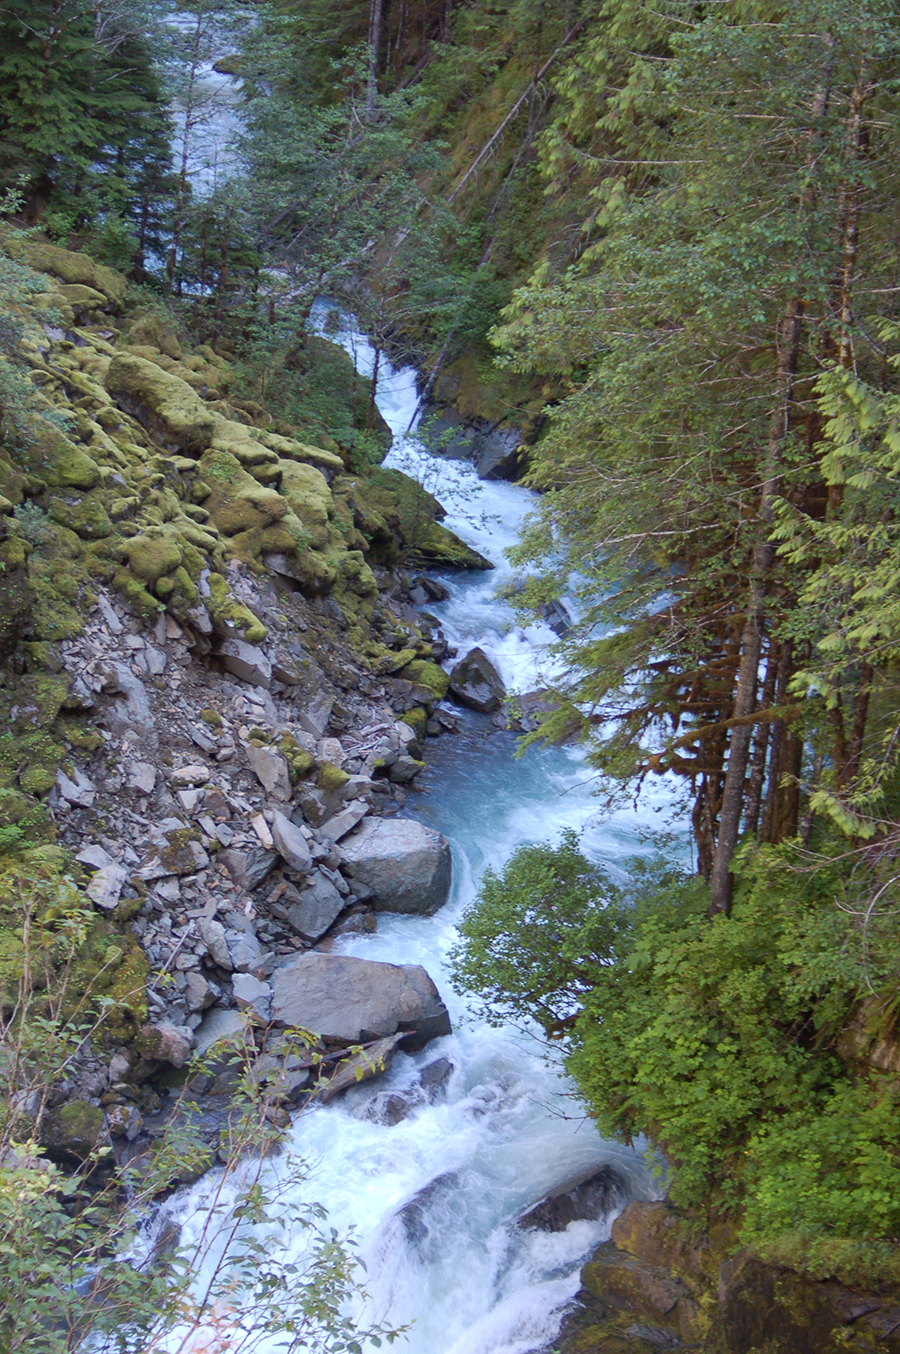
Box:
left=451, top=833, right=900, bottom=1281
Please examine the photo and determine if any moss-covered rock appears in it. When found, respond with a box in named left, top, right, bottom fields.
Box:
left=400, top=660, right=450, bottom=699
left=261, top=431, right=344, bottom=474
left=199, top=449, right=289, bottom=537
left=411, top=520, right=493, bottom=571
left=122, top=309, right=183, bottom=359
left=5, top=237, right=127, bottom=308
left=47, top=490, right=113, bottom=540
left=117, top=531, right=183, bottom=586
left=105, top=352, right=215, bottom=454
left=205, top=572, right=267, bottom=643
left=400, top=707, right=428, bottom=738
left=23, top=425, right=101, bottom=490
left=317, top=761, right=350, bottom=794
left=278, top=460, right=334, bottom=549
left=42, top=1100, right=106, bottom=1161
left=277, top=732, right=316, bottom=780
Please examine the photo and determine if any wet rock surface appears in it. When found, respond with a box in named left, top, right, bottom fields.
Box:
left=518, top=1165, right=626, bottom=1232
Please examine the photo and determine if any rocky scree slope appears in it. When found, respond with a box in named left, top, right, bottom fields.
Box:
left=0, top=234, right=487, bottom=1178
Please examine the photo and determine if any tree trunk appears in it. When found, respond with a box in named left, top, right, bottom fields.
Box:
left=761, top=639, right=794, bottom=842
left=743, top=642, right=779, bottom=837
left=708, top=300, right=804, bottom=916
left=367, top=345, right=382, bottom=433
left=366, top=0, right=385, bottom=121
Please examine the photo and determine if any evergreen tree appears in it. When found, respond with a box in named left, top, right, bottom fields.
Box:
left=496, top=0, right=900, bottom=903
left=0, top=0, right=175, bottom=254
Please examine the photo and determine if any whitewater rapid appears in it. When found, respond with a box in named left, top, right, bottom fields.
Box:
left=157, top=314, right=668, bottom=1354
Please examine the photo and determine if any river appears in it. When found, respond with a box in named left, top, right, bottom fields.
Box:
left=150, top=317, right=669, bottom=1354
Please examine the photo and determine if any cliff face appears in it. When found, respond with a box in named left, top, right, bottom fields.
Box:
left=555, top=1201, right=900, bottom=1354
left=0, top=233, right=488, bottom=1167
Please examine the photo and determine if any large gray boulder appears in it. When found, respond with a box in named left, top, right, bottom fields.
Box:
left=271, top=952, right=451, bottom=1052
left=448, top=646, right=506, bottom=713
left=340, top=817, right=451, bottom=914
left=280, top=870, right=345, bottom=942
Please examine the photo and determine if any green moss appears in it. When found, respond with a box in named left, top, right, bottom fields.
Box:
left=66, top=916, right=149, bottom=1041
left=56, top=718, right=103, bottom=751
left=400, top=660, right=451, bottom=700
left=199, top=449, right=288, bottom=538
left=42, top=1100, right=105, bottom=1158
left=23, top=426, right=102, bottom=491
left=200, top=707, right=223, bottom=727
left=123, top=310, right=183, bottom=359
left=20, top=763, right=58, bottom=795
left=205, top=572, right=267, bottom=643
left=278, top=460, right=334, bottom=549
left=317, top=761, right=350, bottom=793
left=105, top=352, right=215, bottom=454
left=277, top=733, right=316, bottom=780
left=118, top=532, right=183, bottom=585
left=47, top=490, right=113, bottom=540
left=400, top=707, right=428, bottom=737
left=6, top=674, right=71, bottom=730
left=379, top=647, right=418, bottom=674
left=5, top=237, right=127, bottom=306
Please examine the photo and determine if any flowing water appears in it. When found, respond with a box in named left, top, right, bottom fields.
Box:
left=153, top=316, right=672, bottom=1354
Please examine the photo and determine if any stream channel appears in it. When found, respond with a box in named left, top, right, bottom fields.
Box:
left=153, top=316, right=669, bottom=1353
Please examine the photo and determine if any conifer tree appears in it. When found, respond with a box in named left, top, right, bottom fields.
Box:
left=496, top=0, right=900, bottom=898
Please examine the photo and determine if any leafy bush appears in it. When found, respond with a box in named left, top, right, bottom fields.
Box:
left=450, top=833, right=900, bottom=1280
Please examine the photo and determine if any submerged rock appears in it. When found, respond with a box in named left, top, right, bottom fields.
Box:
left=518, top=1164, right=626, bottom=1232
left=340, top=816, right=451, bottom=915
left=270, top=952, right=451, bottom=1051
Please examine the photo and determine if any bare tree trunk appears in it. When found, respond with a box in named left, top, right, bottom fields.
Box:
left=367, top=345, right=382, bottom=433
left=743, top=642, right=778, bottom=837
left=761, top=639, right=794, bottom=843
left=366, top=0, right=385, bottom=121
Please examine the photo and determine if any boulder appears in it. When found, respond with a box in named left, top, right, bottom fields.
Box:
left=85, top=862, right=129, bottom=911
left=219, top=638, right=272, bottom=688
left=270, top=810, right=313, bottom=875
left=217, top=846, right=279, bottom=891
left=41, top=1100, right=106, bottom=1162
left=319, top=1032, right=407, bottom=1103
left=135, top=1019, right=193, bottom=1068
left=105, top=352, right=215, bottom=453
left=99, top=660, right=157, bottom=747
left=5, top=237, right=127, bottom=307
left=340, top=817, right=451, bottom=915
left=388, top=755, right=425, bottom=784
left=448, top=647, right=506, bottom=713
left=232, top=972, right=272, bottom=1022
left=246, top=744, right=291, bottom=801
left=279, top=871, right=345, bottom=942
left=271, top=952, right=451, bottom=1051
left=518, top=1165, right=625, bottom=1232
left=297, top=695, right=333, bottom=739
left=318, top=799, right=369, bottom=843
left=225, top=928, right=266, bottom=974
